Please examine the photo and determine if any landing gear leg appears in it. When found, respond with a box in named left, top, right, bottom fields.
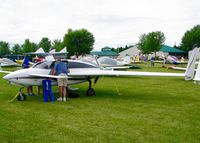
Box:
left=17, top=87, right=26, bottom=101
left=87, top=79, right=95, bottom=96
left=9, top=87, right=26, bottom=102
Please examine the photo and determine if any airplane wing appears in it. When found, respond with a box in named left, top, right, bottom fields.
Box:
left=0, top=70, right=12, bottom=74
left=168, top=66, right=197, bottom=72
left=30, top=73, right=69, bottom=79
left=0, top=65, right=12, bottom=74
left=29, top=69, right=185, bottom=79
left=168, top=66, right=187, bottom=71
left=69, top=70, right=185, bottom=77
left=103, top=66, right=136, bottom=70
left=0, top=63, right=20, bottom=67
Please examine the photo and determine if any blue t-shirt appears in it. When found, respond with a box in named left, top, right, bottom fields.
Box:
left=54, top=62, right=68, bottom=75
left=22, top=58, right=29, bottom=69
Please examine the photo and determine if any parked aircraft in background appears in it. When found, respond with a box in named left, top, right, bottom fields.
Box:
left=0, top=58, right=20, bottom=67
left=80, top=55, right=135, bottom=70
left=168, top=48, right=199, bottom=73
left=165, top=55, right=187, bottom=65
left=155, top=55, right=187, bottom=65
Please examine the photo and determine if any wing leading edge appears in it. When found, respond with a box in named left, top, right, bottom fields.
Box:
left=70, top=70, right=185, bottom=77
left=30, top=69, right=185, bottom=79
left=0, top=70, right=12, bottom=74
left=30, top=73, right=69, bottom=79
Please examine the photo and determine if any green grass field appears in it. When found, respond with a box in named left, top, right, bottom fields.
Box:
left=0, top=63, right=200, bottom=143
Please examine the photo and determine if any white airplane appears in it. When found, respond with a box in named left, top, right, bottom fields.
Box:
left=163, top=55, right=187, bottom=65
left=0, top=58, right=20, bottom=67
left=0, top=47, right=199, bottom=99
left=155, top=55, right=187, bottom=65
left=168, top=48, right=199, bottom=72
left=80, top=56, right=135, bottom=70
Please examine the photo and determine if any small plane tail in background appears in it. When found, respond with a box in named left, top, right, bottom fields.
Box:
left=185, top=47, right=200, bottom=80
left=193, top=58, right=200, bottom=83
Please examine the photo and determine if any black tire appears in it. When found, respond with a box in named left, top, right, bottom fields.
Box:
left=17, top=94, right=26, bottom=101
left=87, top=88, right=95, bottom=96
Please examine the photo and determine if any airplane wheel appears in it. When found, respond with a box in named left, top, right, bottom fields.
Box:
left=17, top=93, right=26, bottom=101
left=87, top=88, right=95, bottom=96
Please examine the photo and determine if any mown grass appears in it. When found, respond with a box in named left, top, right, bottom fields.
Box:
left=0, top=62, right=200, bottom=143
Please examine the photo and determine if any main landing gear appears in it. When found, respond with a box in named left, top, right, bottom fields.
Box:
left=87, top=78, right=95, bottom=96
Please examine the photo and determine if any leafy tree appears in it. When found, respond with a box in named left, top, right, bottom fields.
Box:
left=137, top=34, right=149, bottom=54
left=52, top=39, right=63, bottom=52
left=180, top=25, right=200, bottom=52
left=63, top=28, right=95, bottom=57
left=32, top=42, right=39, bottom=52
left=22, top=39, right=34, bottom=53
left=0, top=41, right=11, bottom=57
left=137, top=31, right=166, bottom=56
left=12, top=44, right=22, bottom=55
left=38, top=37, right=51, bottom=52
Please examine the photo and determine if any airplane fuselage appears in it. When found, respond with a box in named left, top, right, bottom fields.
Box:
left=3, top=60, right=99, bottom=87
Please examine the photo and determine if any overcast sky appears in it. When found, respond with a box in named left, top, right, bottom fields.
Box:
left=0, top=0, right=199, bottom=50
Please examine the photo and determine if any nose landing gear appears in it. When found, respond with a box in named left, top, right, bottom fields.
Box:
left=9, top=87, right=26, bottom=102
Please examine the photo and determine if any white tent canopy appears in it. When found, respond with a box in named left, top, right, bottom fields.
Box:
left=49, top=49, right=56, bottom=53
left=59, top=47, right=67, bottom=53
left=34, top=48, right=45, bottom=54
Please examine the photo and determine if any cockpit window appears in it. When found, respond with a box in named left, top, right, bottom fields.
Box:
left=32, top=62, right=49, bottom=69
left=68, top=61, right=98, bottom=68
left=32, top=60, right=98, bottom=69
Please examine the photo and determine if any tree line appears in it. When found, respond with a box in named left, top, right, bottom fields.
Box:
left=0, top=28, right=95, bottom=58
left=113, top=25, right=200, bottom=55
left=137, top=25, right=200, bottom=55
left=1, top=25, right=200, bottom=58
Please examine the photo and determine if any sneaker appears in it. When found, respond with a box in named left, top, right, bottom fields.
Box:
left=57, top=97, right=63, bottom=101
left=63, top=97, right=66, bottom=102
left=26, top=93, right=33, bottom=96
left=29, top=93, right=35, bottom=96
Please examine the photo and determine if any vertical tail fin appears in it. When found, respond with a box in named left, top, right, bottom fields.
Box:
left=193, top=57, right=200, bottom=83
left=185, top=48, right=199, bottom=80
